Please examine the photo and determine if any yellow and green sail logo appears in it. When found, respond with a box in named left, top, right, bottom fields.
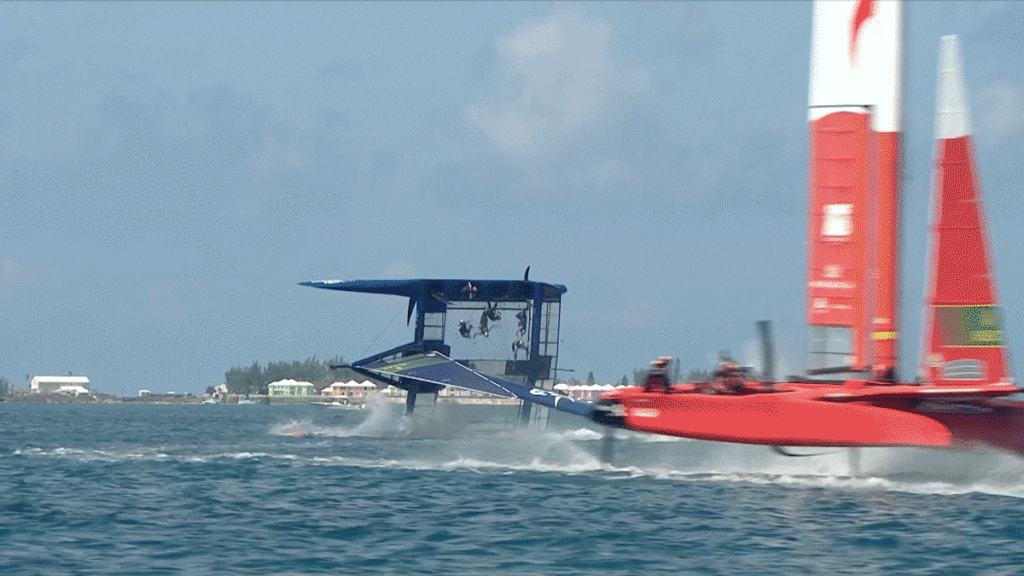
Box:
left=935, top=305, right=1002, bottom=347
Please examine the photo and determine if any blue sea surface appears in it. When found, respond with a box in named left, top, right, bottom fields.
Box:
left=2, top=400, right=1024, bottom=576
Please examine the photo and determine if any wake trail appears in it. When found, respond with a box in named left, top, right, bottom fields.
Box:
left=271, top=401, right=1024, bottom=498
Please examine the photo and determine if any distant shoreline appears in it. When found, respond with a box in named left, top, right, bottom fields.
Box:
left=0, top=394, right=522, bottom=406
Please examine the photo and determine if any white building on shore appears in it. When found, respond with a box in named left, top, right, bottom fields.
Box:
left=320, top=380, right=377, bottom=400
left=30, top=375, right=91, bottom=395
left=268, top=379, right=316, bottom=397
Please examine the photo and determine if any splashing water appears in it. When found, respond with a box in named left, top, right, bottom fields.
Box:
left=270, top=393, right=407, bottom=438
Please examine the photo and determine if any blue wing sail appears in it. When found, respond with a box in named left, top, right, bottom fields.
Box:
left=359, top=352, right=595, bottom=418
left=361, top=353, right=515, bottom=398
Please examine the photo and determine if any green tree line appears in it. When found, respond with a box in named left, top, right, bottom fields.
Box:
left=223, top=356, right=359, bottom=395
left=222, top=355, right=717, bottom=397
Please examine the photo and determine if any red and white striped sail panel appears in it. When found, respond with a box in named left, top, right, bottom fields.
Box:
left=807, top=0, right=902, bottom=371
left=921, top=36, right=1010, bottom=387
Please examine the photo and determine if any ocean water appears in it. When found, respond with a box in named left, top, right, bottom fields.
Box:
left=3, top=399, right=1024, bottom=576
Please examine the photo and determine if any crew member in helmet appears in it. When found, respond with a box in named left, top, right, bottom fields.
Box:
left=643, top=356, right=673, bottom=393
left=710, top=360, right=745, bottom=394
left=871, top=363, right=896, bottom=383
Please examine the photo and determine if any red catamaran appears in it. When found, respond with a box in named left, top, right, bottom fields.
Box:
left=590, top=2, right=1023, bottom=454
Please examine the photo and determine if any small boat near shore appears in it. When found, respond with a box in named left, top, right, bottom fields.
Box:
left=311, top=400, right=365, bottom=410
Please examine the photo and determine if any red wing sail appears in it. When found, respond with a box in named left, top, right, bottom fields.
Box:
left=806, top=112, right=871, bottom=370
left=806, top=0, right=903, bottom=373
left=921, top=36, right=1012, bottom=387
left=872, top=126, right=901, bottom=370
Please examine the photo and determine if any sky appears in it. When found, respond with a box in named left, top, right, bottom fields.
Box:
left=2, top=2, right=1023, bottom=396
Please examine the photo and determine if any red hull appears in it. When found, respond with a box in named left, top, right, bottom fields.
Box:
left=604, top=385, right=1024, bottom=454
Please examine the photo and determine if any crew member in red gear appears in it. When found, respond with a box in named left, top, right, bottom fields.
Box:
left=643, top=356, right=673, bottom=393
left=710, top=360, right=745, bottom=394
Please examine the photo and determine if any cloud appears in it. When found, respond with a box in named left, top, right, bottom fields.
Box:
left=145, top=286, right=186, bottom=322
left=974, top=83, right=1024, bottom=145
left=971, top=5, right=1024, bottom=58
left=382, top=260, right=419, bottom=279
left=320, top=58, right=362, bottom=81
left=0, top=258, right=32, bottom=285
left=0, top=37, right=40, bottom=68
left=464, top=9, right=650, bottom=158
left=452, top=5, right=808, bottom=219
